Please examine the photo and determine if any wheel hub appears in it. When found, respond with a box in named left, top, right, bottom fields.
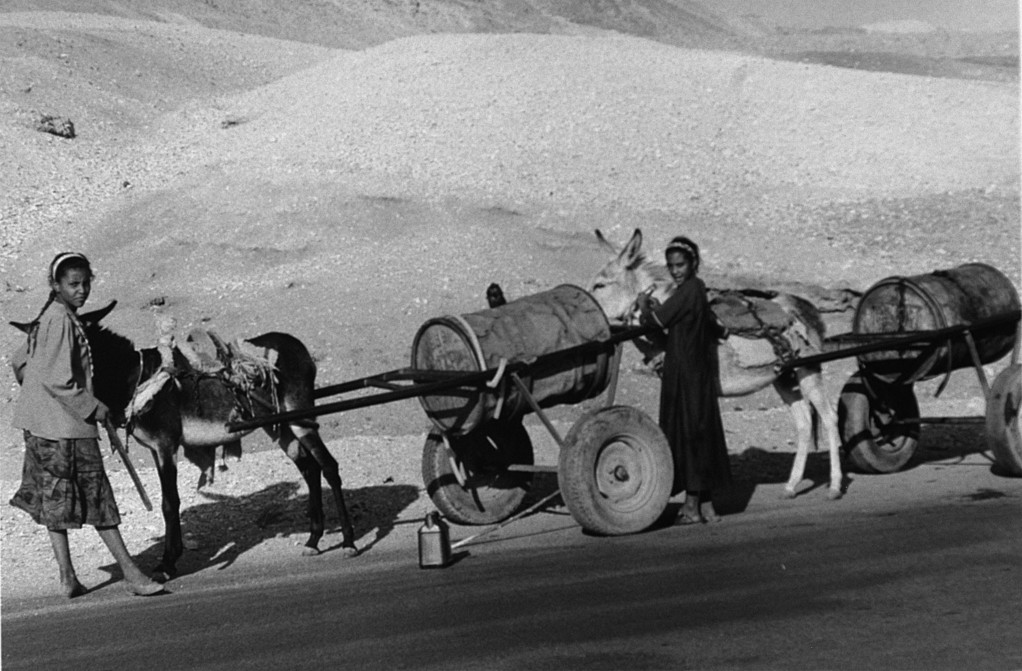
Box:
left=596, top=440, right=642, bottom=500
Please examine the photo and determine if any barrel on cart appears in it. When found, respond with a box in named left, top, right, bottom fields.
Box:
left=413, top=284, right=614, bottom=436
left=412, top=284, right=674, bottom=534
left=835, top=264, right=1021, bottom=474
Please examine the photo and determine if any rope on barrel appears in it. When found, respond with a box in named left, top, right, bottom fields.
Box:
left=489, top=357, right=509, bottom=420
left=486, top=357, right=507, bottom=388
left=441, top=433, right=468, bottom=488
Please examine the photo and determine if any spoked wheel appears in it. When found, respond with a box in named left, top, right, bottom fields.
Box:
left=558, top=405, right=672, bottom=536
left=986, top=364, right=1022, bottom=476
left=839, top=371, right=920, bottom=473
left=422, top=421, right=534, bottom=525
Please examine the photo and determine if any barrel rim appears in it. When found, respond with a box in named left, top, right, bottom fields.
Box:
left=411, top=315, right=486, bottom=434
left=853, top=274, right=949, bottom=384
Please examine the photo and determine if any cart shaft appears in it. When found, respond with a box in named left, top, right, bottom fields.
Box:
left=782, top=310, right=1020, bottom=371
left=227, top=325, right=654, bottom=433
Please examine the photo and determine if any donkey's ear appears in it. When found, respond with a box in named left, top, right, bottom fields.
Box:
left=9, top=321, right=34, bottom=334
left=594, top=229, right=619, bottom=254
left=621, top=229, right=644, bottom=267
left=79, top=300, right=117, bottom=326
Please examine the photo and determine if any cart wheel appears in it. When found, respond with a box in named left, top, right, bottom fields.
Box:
left=839, top=372, right=920, bottom=473
left=422, top=421, right=534, bottom=526
left=986, top=364, right=1022, bottom=476
left=558, top=405, right=672, bottom=536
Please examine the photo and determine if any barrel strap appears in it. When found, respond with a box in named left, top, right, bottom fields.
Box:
left=487, top=358, right=508, bottom=388
left=488, top=358, right=509, bottom=420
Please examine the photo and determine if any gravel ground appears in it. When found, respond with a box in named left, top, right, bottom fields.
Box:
left=0, top=1, right=1018, bottom=600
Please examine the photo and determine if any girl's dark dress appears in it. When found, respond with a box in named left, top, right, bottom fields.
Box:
left=652, top=276, right=732, bottom=496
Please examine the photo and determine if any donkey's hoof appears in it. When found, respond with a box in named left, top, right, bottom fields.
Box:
left=301, top=546, right=322, bottom=557
left=827, top=489, right=844, bottom=501
left=62, top=578, right=88, bottom=599
left=780, top=488, right=797, bottom=500
left=341, top=545, right=360, bottom=558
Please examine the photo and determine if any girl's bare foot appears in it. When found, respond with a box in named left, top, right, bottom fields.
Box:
left=124, top=578, right=165, bottom=596
left=676, top=506, right=705, bottom=525
left=702, top=502, right=722, bottom=523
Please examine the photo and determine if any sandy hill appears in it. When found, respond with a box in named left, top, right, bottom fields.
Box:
left=1, top=1, right=1019, bottom=439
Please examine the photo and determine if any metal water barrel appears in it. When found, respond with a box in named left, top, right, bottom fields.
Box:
left=854, top=263, right=1020, bottom=384
left=412, top=284, right=612, bottom=435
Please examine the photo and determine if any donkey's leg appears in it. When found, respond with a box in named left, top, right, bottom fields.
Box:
left=290, top=443, right=327, bottom=557
left=796, top=367, right=843, bottom=499
left=149, top=444, right=184, bottom=580
left=292, top=425, right=358, bottom=557
left=261, top=332, right=357, bottom=556
left=774, top=382, right=815, bottom=499
left=276, top=428, right=354, bottom=558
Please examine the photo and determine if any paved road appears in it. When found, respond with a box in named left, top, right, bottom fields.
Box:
left=3, top=448, right=1020, bottom=671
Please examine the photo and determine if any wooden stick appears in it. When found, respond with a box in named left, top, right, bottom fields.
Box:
left=450, top=488, right=562, bottom=550
left=104, top=422, right=153, bottom=511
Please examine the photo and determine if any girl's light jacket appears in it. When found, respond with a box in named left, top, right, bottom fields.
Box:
left=12, top=300, right=100, bottom=440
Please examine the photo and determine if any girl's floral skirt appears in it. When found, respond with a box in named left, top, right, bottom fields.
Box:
left=10, top=432, right=121, bottom=530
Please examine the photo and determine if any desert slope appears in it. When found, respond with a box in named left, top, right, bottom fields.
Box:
left=4, top=31, right=1017, bottom=304
left=212, top=34, right=1016, bottom=206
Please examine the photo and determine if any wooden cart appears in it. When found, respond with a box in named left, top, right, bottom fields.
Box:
left=230, top=285, right=672, bottom=537
left=781, top=263, right=1022, bottom=477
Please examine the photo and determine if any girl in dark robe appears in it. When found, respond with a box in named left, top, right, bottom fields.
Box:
left=638, top=236, right=731, bottom=524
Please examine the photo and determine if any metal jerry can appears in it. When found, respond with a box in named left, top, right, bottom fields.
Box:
left=418, top=511, right=451, bottom=568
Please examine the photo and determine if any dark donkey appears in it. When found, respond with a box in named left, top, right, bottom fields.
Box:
left=13, top=302, right=358, bottom=580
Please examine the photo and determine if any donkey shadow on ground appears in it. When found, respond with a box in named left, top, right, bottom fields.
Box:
left=95, top=481, right=419, bottom=585
left=710, top=421, right=999, bottom=518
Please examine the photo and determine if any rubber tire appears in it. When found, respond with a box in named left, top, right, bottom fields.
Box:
left=558, top=405, right=672, bottom=536
left=986, top=364, right=1022, bottom=476
left=422, top=421, right=534, bottom=526
left=839, top=372, right=920, bottom=474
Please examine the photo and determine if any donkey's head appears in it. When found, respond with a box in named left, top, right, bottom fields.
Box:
left=588, top=229, right=671, bottom=324
left=78, top=303, right=141, bottom=424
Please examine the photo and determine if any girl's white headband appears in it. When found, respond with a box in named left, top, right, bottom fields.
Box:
left=666, top=241, right=697, bottom=259
left=49, top=252, right=90, bottom=284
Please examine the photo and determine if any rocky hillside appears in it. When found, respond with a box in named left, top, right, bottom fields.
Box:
left=1, top=0, right=1018, bottom=439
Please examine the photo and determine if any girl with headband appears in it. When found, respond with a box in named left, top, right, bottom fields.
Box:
left=638, top=236, right=732, bottom=524
left=9, top=252, right=164, bottom=597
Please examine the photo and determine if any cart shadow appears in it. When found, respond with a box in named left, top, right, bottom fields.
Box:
left=713, top=422, right=997, bottom=516
left=101, top=480, right=419, bottom=584
left=710, top=447, right=844, bottom=514
left=909, top=422, right=991, bottom=468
